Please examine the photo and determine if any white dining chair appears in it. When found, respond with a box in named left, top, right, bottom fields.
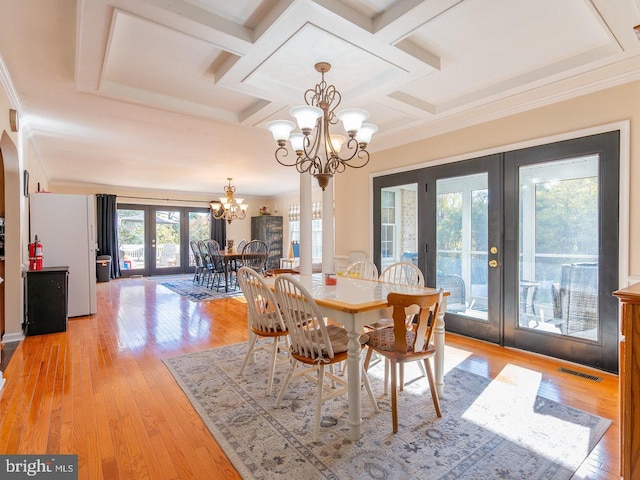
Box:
left=237, top=267, right=290, bottom=397
left=379, top=261, right=424, bottom=287
left=274, top=274, right=379, bottom=442
left=344, top=260, right=379, bottom=280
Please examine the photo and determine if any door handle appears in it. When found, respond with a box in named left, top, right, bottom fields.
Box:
left=489, top=260, right=498, bottom=268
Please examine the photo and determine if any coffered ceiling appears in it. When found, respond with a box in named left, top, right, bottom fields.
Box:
left=1, top=0, right=640, bottom=197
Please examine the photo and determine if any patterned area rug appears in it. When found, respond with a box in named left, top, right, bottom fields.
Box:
left=163, top=343, right=611, bottom=480
left=157, top=277, right=243, bottom=301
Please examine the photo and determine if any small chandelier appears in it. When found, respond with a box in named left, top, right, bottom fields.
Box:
left=266, top=62, right=378, bottom=190
left=210, top=178, right=248, bottom=224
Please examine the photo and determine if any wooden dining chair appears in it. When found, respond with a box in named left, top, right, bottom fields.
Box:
left=204, top=239, right=226, bottom=291
left=242, top=240, right=269, bottom=274
left=189, top=240, right=204, bottom=284
left=237, top=267, right=290, bottom=397
left=274, top=274, right=379, bottom=442
left=344, top=260, right=378, bottom=280
left=364, top=290, right=444, bottom=433
left=373, top=261, right=427, bottom=391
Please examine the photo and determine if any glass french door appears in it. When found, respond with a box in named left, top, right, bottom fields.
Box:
left=117, top=204, right=211, bottom=277
left=425, top=154, right=503, bottom=343
left=503, top=132, right=619, bottom=372
left=373, top=131, right=620, bottom=372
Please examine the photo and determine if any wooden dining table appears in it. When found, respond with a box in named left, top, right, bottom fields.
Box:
left=217, top=251, right=242, bottom=292
left=262, top=272, right=449, bottom=441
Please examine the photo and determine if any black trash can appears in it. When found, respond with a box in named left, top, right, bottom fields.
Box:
left=96, top=255, right=111, bottom=282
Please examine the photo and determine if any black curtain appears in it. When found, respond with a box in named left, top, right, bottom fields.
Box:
left=96, top=194, right=121, bottom=278
left=211, top=210, right=226, bottom=248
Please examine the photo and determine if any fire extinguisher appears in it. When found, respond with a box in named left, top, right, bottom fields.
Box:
left=29, top=235, right=43, bottom=270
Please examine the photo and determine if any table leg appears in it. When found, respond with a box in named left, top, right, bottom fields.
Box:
left=346, top=329, right=362, bottom=441
left=434, top=296, right=447, bottom=398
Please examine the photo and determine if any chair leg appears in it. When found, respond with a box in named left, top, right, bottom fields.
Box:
left=424, top=358, right=442, bottom=417
left=390, top=359, right=399, bottom=433
left=361, top=366, right=379, bottom=413
left=275, top=360, right=297, bottom=408
left=313, top=365, right=326, bottom=442
left=239, top=334, right=259, bottom=376
left=399, top=363, right=404, bottom=392
left=266, top=337, right=280, bottom=397
left=363, top=346, right=374, bottom=371
left=384, top=359, right=389, bottom=395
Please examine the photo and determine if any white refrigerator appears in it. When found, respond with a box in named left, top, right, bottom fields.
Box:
left=29, top=193, right=98, bottom=317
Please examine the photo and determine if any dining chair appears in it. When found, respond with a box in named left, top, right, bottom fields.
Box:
left=274, top=274, right=379, bottom=442
left=237, top=266, right=290, bottom=397
left=373, top=261, right=427, bottom=391
left=379, top=261, right=424, bottom=287
left=364, top=290, right=444, bottom=433
left=344, top=260, right=378, bottom=280
left=189, top=240, right=204, bottom=284
left=205, top=239, right=226, bottom=291
left=242, top=240, right=269, bottom=274
left=197, top=240, right=213, bottom=286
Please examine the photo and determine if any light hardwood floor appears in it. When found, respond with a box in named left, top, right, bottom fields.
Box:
left=0, top=276, right=619, bottom=479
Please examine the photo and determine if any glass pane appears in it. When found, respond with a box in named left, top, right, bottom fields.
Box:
left=156, top=210, right=181, bottom=268
left=518, top=155, right=599, bottom=340
left=380, top=184, right=417, bottom=271
left=188, top=211, right=210, bottom=266
left=436, top=173, right=488, bottom=321
left=117, top=208, right=146, bottom=270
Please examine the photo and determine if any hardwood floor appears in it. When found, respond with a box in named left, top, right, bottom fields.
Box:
left=0, top=277, right=619, bottom=479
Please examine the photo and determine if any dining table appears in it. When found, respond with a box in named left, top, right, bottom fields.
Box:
left=217, top=250, right=242, bottom=292
left=262, top=272, right=449, bottom=441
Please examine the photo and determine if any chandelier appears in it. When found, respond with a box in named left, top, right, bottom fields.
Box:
left=265, top=62, right=377, bottom=190
left=210, top=178, right=248, bottom=224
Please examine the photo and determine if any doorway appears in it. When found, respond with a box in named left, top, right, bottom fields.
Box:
left=117, top=204, right=211, bottom=277
left=373, top=131, right=620, bottom=372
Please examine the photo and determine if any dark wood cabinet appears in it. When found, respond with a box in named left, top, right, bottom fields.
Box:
left=25, top=267, right=69, bottom=336
left=613, top=282, right=640, bottom=479
left=251, top=216, right=283, bottom=271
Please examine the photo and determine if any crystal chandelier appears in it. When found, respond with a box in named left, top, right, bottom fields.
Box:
left=265, top=62, right=378, bottom=190
left=210, top=178, right=248, bottom=224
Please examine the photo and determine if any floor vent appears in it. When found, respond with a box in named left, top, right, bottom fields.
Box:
left=558, top=367, right=602, bottom=382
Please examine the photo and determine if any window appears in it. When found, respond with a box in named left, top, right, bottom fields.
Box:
left=288, top=202, right=322, bottom=259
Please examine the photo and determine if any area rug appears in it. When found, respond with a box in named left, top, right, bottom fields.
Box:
left=163, top=343, right=611, bottom=480
left=157, top=278, right=243, bottom=301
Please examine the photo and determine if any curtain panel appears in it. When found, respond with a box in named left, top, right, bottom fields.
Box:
left=96, top=194, right=121, bottom=278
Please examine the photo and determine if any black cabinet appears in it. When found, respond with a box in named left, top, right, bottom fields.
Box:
left=251, top=216, right=283, bottom=270
left=25, top=267, right=69, bottom=336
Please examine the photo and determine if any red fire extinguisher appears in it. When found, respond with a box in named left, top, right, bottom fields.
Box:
left=29, top=235, right=43, bottom=270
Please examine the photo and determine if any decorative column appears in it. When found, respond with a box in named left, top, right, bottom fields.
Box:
left=322, top=177, right=334, bottom=274
left=299, top=173, right=312, bottom=275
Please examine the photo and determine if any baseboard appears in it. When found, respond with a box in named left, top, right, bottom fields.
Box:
left=2, top=331, right=25, bottom=343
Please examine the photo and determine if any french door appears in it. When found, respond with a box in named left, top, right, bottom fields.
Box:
left=373, top=131, right=620, bottom=372
left=117, top=204, right=211, bottom=277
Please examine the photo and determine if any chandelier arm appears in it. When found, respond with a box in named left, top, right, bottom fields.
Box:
left=274, top=146, right=301, bottom=168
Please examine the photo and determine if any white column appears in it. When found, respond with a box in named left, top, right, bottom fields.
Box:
left=322, top=177, right=334, bottom=274
left=299, top=173, right=312, bottom=275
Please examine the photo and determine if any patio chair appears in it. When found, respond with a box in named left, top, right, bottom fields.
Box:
left=552, top=262, right=598, bottom=335
left=274, top=274, right=379, bottom=442
left=237, top=267, right=290, bottom=397
left=363, top=290, right=444, bottom=432
left=436, top=273, right=466, bottom=313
